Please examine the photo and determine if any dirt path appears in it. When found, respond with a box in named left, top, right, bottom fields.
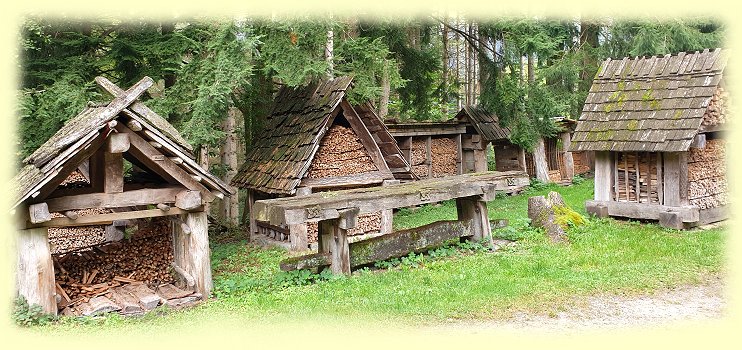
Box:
left=426, top=276, right=725, bottom=334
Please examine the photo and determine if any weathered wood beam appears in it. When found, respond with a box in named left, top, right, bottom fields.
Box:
left=594, top=151, right=613, bottom=201
left=299, top=171, right=386, bottom=189
left=125, top=117, right=143, bottom=132
left=690, top=133, right=706, bottom=149
left=585, top=200, right=699, bottom=222
left=171, top=263, right=196, bottom=288
left=116, top=123, right=215, bottom=202
left=107, top=133, right=130, bottom=153
left=339, top=100, right=394, bottom=179
left=456, top=196, right=491, bottom=246
left=27, top=207, right=191, bottom=229
left=175, top=190, right=203, bottom=211
left=44, top=187, right=186, bottom=213
left=28, top=203, right=51, bottom=224
left=63, top=211, right=79, bottom=220
left=157, top=203, right=171, bottom=211
left=329, top=218, right=350, bottom=275
left=104, top=151, right=124, bottom=193
left=280, top=220, right=472, bottom=272
left=16, top=227, right=57, bottom=315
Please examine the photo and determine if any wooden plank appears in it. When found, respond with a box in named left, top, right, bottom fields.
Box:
left=613, top=153, right=619, bottom=201
left=299, top=171, right=386, bottom=189
left=330, top=219, right=351, bottom=275
left=254, top=171, right=529, bottom=226
left=657, top=153, right=663, bottom=205
left=679, top=152, right=689, bottom=205
left=425, top=136, right=432, bottom=178
left=27, top=207, right=190, bottom=228
left=635, top=152, right=640, bottom=202
left=16, top=227, right=56, bottom=315
left=117, top=123, right=215, bottom=202
left=690, top=134, right=706, bottom=149
left=107, top=133, right=130, bottom=153
left=585, top=200, right=699, bottom=222
left=104, top=151, right=124, bottom=193
left=456, top=134, right=463, bottom=175
left=45, top=187, right=186, bottom=213
left=664, top=152, right=681, bottom=206
left=623, top=153, right=630, bottom=201
left=594, top=151, right=612, bottom=201
left=698, top=205, right=728, bottom=225
left=289, top=223, right=309, bottom=251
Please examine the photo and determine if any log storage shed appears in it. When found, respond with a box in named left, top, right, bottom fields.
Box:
left=11, top=76, right=233, bottom=315
left=454, top=105, right=524, bottom=174
left=231, top=76, right=414, bottom=251
left=524, top=117, right=594, bottom=183
left=572, top=48, right=729, bottom=229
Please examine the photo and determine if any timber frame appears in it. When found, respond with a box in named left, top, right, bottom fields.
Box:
left=255, top=171, right=530, bottom=275
left=573, top=49, right=729, bottom=229
left=232, top=77, right=414, bottom=251
left=11, top=77, right=232, bottom=315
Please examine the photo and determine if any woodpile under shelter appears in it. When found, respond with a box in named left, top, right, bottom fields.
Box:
left=454, top=105, right=525, bottom=174
left=231, top=76, right=414, bottom=251
left=572, top=48, right=729, bottom=229
left=12, top=76, right=233, bottom=315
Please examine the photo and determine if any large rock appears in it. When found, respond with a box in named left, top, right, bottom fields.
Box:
left=528, top=191, right=585, bottom=243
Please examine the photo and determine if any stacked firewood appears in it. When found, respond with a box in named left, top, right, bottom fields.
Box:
left=409, top=139, right=428, bottom=179
left=58, top=169, right=88, bottom=187
left=54, top=218, right=175, bottom=310
left=430, top=137, right=457, bottom=177
left=615, top=152, right=659, bottom=203
left=689, top=139, right=728, bottom=209
left=306, top=125, right=378, bottom=178
left=305, top=212, right=383, bottom=243
left=48, top=208, right=112, bottom=254
left=702, top=87, right=727, bottom=127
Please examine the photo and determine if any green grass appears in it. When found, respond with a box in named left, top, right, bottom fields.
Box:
left=29, top=179, right=725, bottom=332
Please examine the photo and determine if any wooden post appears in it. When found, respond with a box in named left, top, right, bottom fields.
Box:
left=16, top=227, right=56, bottom=315
left=663, top=152, right=686, bottom=207
left=456, top=134, right=463, bottom=175
left=594, top=151, right=613, bottom=201
left=425, top=136, right=432, bottom=179
left=560, top=132, right=574, bottom=181
left=379, top=180, right=399, bottom=234
left=517, top=147, right=527, bottom=173
left=456, top=196, right=492, bottom=245
left=173, top=211, right=212, bottom=296
left=107, top=133, right=130, bottom=154
left=289, top=224, right=309, bottom=251
left=318, top=220, right=333, bottom=254
left=331, top=208, right=358, bottom=275
left=247, top=190, right=257, bottom=238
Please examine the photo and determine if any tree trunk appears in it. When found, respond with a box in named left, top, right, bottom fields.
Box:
left=325, top=29, right=334, bottom=78
left=533, top=138, right=550, bottom=182
left=198, top=145, right=210, bottom=212
left=441, top=19, right=449, bottom=115
left=527, top=52, right=535, bottom=84
left=379, top=61, right=390, bottom=119
left=220, top=107, right=240, bottom=225
left=579, top=20, right=600, bottom=92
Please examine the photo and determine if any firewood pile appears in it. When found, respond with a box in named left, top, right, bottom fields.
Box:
left=58, top=169, right=88, bottom=187
left=615, top=152, right=660, bottom=203
left=689, top=139, right=728, bottom=209
left=53, top=217, right=175, bottom=314
left=48, top=208, right=112, bottom=254
left=306, top=212, right=383, bottom=243
left=430, top=137, right=457, bottom=177
left=305, top=125, right=378, bottom=178
left=573, top=152, right=591, bottom=174
left=702, top=87, right=727, bottom=127
left=548, top=170, right=562, bottom=183
left=410, top=139, right=429, bottom=178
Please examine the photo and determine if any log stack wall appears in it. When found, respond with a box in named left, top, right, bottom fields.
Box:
left=430, top=137, right=458, bottom=177
left=702, top=87, right=727, bottom=127
left=48, top=208, right=112, bottom=254
left=572, top=151, right=592, bottom=175
left=410, top=139, right=428, bottom=178
left=53, top=217, right=175, bottom=310
left=688, top=139, right=727, bottom=209
left=305, top=125, right=378, bottom=178
left=614, top=152, right=660, bottom=203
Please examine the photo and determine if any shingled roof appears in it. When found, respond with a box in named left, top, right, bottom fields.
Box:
left=231, top=76, right=360, bottom=195
left=571, top=48, right=728, bottom=152
left=12, top=76, right=232, bottom=208
left=454, top=105, right=511, bottom=141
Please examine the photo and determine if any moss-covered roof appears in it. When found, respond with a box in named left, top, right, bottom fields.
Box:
left=571, top=48, right=727, bottom=152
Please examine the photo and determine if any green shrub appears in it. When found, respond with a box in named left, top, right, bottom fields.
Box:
left=13, top=296, right=56, bottom=327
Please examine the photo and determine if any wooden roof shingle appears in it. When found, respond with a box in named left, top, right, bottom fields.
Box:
left=571, top=48, right=727, bottom=152
left=455, top=105, right=511, bottom=141
left=230, top=76, right=355, bottom=195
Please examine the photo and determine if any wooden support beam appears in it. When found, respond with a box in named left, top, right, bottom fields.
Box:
left=329, top=219, right=351, bottom=275
left=104, top=151, right=124, bottom=193
left=338, top=208, right=359, bottom=230
left=456, top=196, right=492, bottom=246
left=594, top=151, right=613, bottom=201
left=175, top=190, right=203, bottom=211
left=664, top=152, right=682, bottom=207
left=690, top=133, right=706, bottom=149
left=585, top=200, right=699, bottom=222
left=289, top=224, right=309, bottom=251
left=107, top=133, right=130, bottom=153
left=44, top=187, right=186, bottom=213
left=425, top=136, right=432, bottom=178
left=338, top=100, right=394, bottom=178
left=63, top=211, right=78, bottom=220
left=28, top=203, right=51, bottom=224
left=28, top=207, right=190, bottom=229
left=16, top=227, right=57, bottom=315
left=171, top=263, right=196, bottom=288
left=299, top=171, right=387, bottom=190
left=157, top=203, right=171, bottom=212
left=247, top=190, right=257, bottom=237
left=125, top=118, right=143, bottom=132
left=187, top=211, right=212, bottom=295
left=456, top=134, right=463, bottom=175
left=116, top=123, right=215, bottom=202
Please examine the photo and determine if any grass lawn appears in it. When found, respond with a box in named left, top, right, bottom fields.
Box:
left=28, top=178, right=725, bottom=333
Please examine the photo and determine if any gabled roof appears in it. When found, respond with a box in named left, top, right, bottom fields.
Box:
left=571, top=48, right=728, bottom=152
left=12, top=76, right=232, bottom=209
left=352, top=103, right=417, bottom=181
left=232, top=77, right=361, bottom=195
left=455, top=105, right=511, bottom=141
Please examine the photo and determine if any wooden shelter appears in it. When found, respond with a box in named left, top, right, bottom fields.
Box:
left=12, top=76, right=233, bottom=315
left=231, top=76, right=414, bottom=251
left=454, top=105, right=526, bottom=174
left=572, top=48, right=729, bottom=228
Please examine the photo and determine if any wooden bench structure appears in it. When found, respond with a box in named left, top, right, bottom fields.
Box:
left=253, top=171, right=529, bottom=275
